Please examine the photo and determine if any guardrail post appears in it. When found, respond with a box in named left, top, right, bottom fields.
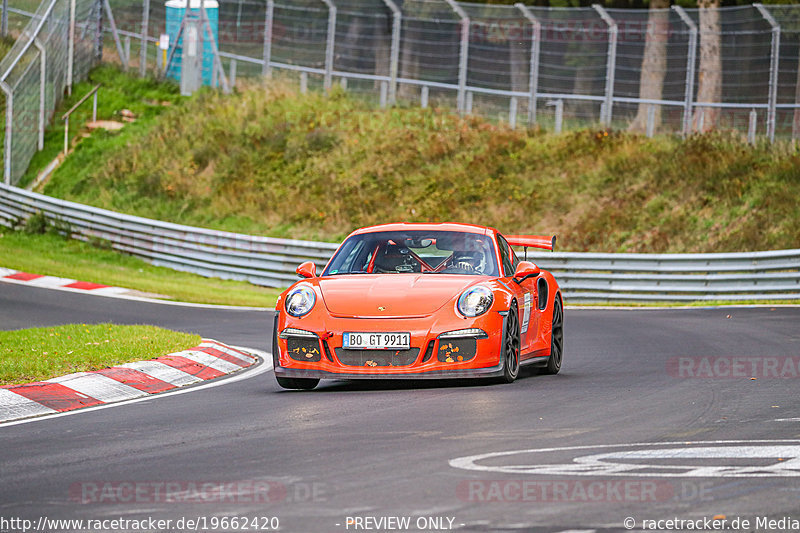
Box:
left=515, top=3, right=541, bottom=127
left=380, top=0, right=401, bottom=105
left=748, top=108, right=757, bottom=144
left=754, top=3, right=780, bottom=143
left=320, top=0, right=336, bottom=91
left=465, top=91, right=473, bottom=114
left=140, top=0, right=150, bottom=77
left=672, top=6, right=697, bottom=137
left=593, top=4, right=617, bottom=127
left=547, top=99, right=563, bottom=133
left=444, top=0, right=469, bottom=115
left=509, top=97, right=518, bottom=129
left=421, top=85, right=429, bottom=108
left=646, top=104, right=655, bottom=138
left=230, top=58, right=237, bottom=89
left=262, top=0, right=274, bottom=77
left=300, top=71, right=308, bottom=94
left=379, top=81, right=388, bottom=108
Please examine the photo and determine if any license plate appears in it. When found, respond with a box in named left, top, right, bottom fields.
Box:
left=343, top=332, right=411, bottom=350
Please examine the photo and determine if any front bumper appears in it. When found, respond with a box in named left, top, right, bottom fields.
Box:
left=273, top=312, right=506, bottom=380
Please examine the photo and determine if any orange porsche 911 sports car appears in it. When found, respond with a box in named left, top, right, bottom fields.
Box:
left=272, top=223, right=563, bottom=390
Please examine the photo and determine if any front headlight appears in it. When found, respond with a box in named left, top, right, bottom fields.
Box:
left=285, top=285, right=316, bottom=317
left=457, top=286, right=493, bottom=317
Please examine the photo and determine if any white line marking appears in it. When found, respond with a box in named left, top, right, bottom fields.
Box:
left=0, top=267, right=16, bottom=277
left=0, top=349, right=271, bottom=428
left=450, top=440, right=800, bottom=478
left=775, top=418, right=800, bottom=422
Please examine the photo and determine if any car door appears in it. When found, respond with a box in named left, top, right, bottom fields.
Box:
left=497, top=234, right=539, bottom=356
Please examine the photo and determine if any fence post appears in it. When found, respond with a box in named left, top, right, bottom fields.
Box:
left=515, top=3, right=540, bottom=127
left=1, top=81, right=11, bottom=184
left=262, top=0, right=274, bottom=77
left=320, top=0, right=336, bottom=91
left=34, top=39, right=46, bottom=151
left=754, top=4, right=780, bottom=143
left=672, top=6, right=697, bottom=137
left=593, top=4, right=617, bottom=127
left=103, top=0, right=127, bottom=70
left=444, top=0, right=469, bottom=115
left=748, top=108, right=757, bottom=144
left=139, top=0, right=150, bottom=77
left=67, top=0, right=76, bottom=95
left=1, top=0, right=7, bottom=37
left=421, top=85, right=429, bottom=108
left=381, top=0, right=401, bottom=106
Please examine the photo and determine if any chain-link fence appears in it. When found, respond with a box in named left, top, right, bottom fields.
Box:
left=104, top=1, right=800, bottom=139
left=2, top=1, right=800, bottom=184
left=1, top=0, right=101, bottom=185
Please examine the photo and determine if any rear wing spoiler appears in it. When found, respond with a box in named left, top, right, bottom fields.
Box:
left=505, top=235, right=557, bottom=252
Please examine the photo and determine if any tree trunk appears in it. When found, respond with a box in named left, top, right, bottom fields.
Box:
left=628, top=0, right=669, bottom=134
left=693, top=0, right=722, bottom=132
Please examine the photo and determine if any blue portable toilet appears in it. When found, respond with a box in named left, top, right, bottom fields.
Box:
left=165, top=0, right=219, bottom=86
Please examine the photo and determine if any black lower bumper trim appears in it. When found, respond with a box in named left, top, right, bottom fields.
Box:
left=274, top=363, right=505, bottom=380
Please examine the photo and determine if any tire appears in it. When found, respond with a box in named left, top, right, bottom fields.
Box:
left=276, top=376, right=320, bottom=390
left=543, top=295, right=564, bottom=375
left=499, top=303, right=521, bottom=383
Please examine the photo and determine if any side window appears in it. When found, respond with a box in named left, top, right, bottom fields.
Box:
left=497, top=235, right=516, bottom=277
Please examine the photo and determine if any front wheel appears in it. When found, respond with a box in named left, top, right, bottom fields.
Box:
left=543, top=295, right=563, bottom=375
left=276, top=376, right=320, bottom=390
left=499, top=304, right=521, bottom=383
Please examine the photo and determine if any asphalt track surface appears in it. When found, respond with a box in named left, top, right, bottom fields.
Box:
left=1, top=281, right=799, bottom=533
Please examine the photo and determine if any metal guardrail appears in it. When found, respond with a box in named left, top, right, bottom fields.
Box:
left=2, top=183, right=799, bottom=303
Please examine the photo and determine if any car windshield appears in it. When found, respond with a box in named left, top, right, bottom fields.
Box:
left=323, top=230, right=499, bottom=277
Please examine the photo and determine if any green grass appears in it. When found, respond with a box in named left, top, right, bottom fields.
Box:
left=19, top=65, right=185, bottom=188
left=0, top=324, right=201, bottom=386
left=0, top=230, right=281, bottom=307
left=38, top=69, right=800, bottom=253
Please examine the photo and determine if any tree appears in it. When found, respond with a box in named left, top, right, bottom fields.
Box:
left=628, top=0, right=670, bottom=133
left=693, top=0, right=722, bottom=132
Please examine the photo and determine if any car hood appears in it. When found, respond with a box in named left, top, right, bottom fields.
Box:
left=317, top=275, right=482, bottom=317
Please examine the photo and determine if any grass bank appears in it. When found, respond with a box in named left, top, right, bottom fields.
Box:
left=0, top=324, right=200, bottom=386
left=38, top=68, right=800, bottom=253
